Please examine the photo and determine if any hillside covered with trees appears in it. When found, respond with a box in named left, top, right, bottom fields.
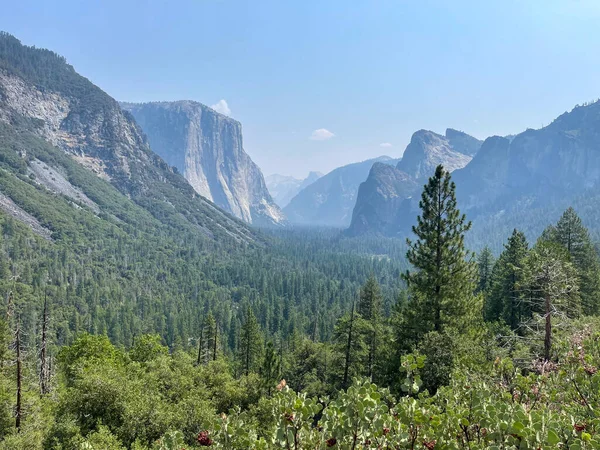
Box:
left=0, top=166, right=599, bottom=449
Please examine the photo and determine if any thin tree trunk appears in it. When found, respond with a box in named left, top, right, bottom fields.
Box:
left=343, top=301, right=355, bottom=388
left=15, top=321, right=22, bottom=432
left=544, top=293, right=552, bottom=362
left=212, top=323, right=218, bottom=361
left=40, top=292, right=49, bottom=395
left=196, top=322, right=204, bottom=366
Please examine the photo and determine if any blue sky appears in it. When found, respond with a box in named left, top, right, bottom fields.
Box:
left=3, top=0, right=600, bottom=178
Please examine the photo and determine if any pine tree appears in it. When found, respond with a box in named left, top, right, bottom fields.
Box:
left=402, top=165, right=477, bottom=342
left=486, top=229, right=529, bottom=328
left=261, top=341, right=280, bottom=395
left=476, top=246, right=495, bottom=295
left=357, top=275, right=383, bottom=381
left=238, top=306, right=262, bottom=376
left=334, top=300, right=367, bottom=389
left=542, top=207, right=600, bottom=315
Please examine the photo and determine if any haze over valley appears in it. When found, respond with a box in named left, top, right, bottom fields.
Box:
left=2, top=2, right=600, bottom=448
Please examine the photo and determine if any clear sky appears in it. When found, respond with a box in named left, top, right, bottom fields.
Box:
left=3, top=0, right=600, bottom=178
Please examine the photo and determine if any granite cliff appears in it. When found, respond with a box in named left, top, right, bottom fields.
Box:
left=122, top=101, right=284, bottom=226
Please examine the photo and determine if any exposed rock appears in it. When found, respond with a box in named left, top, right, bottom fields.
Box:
left=348, top=163, right=417, bottom=236
left=348, top=129, right=480, bottom=236
left=122, top=101, right=285, bottom=226
left=397, top=129, right=475, bottom=180
left=0, top=33, right=257, bottom=244
left=284, top=156, right=400, bottom=227
left=29, top=159, right=100, bottom=212
left=0, top=193, right=52, bottom=240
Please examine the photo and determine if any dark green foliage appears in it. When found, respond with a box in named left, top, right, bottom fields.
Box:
left=487, top=229, right=529, bottom=328
left=476, top=246, right=495, bottom=295
left=238, top=307, right=262, bottom=376
left=542, top=207, right=600, bottom=315
left=417, top=331, right=454, bottom=395
left=402, top=165, right=478, bottom=344
left=358, top=275, right=383, bottom=380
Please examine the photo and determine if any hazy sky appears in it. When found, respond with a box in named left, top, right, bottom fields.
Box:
left=3, top=0, right=600, bottom=178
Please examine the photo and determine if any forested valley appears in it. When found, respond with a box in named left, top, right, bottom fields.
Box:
left=1, top=164, right=600, bottom=449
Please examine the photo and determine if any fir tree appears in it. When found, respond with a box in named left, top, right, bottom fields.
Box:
left=402, top=165, right=477, bottom=342
left=261, top=341, right=280, bottom=395
left=487, top=229, right=529, bottom=328
left=238, top=307, right=262, bottom=376
left=334, top=301, right=367, bottom=389
left=358, top=275, right=383, bottom=381
left=476, top=246, right=495, bottom=295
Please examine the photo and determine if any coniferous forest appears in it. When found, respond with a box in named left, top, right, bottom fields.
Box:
left=1, top=162, right=600, bottom=449
left=1, top=18, right=600, bottom=450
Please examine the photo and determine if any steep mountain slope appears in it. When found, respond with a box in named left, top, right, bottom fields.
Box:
left=397, top=129, right=477, bottom=178
left=451, top=100, right=600, bottom=248
left=122, top=101, right=284, bottom=226
left=0, top=32, right=256, bottom=243
left=284, top=156, right=400, bottom=227
left=349, top=101, right=600, bottom=247
left=348, top=129, right=481, bottom=236
left=266, top=171, right=322, bottom=208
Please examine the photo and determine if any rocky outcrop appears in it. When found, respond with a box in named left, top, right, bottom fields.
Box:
left=0, top=32, right=257, bottom=244
left=348, top=129, right=480, bottom=236
left=284, top=156, right=400, bottom=227
left=266, top=171, right=323, bottom=208
left=349, top=163, right=417, bottom=236
left=453, top=100, right=600, bottom=219
left=397, top=129, right=478, bottom=179
left=122, top=101, right=285, bottom=226
left=350, top=101, right=600, bottom=244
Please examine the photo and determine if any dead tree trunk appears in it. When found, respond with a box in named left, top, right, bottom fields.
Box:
left=544, top=293, right=552, bottom=362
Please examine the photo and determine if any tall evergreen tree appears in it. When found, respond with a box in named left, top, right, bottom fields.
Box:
left=334, top=301, right=367, bottom=389
left=542, top=207, right=600, bottom=315
left=261, top=341, right=280, bottom=395
left=486, top=229, right=529, bottom=328
left=238, top=307, right=262, bottom=376
left=357, top=275, right=383, bottom=381
left=476, top=246, right=495, bottom=295
left=402, top=165, right=477, bottom=342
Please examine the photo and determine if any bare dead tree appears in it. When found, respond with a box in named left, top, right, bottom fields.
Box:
left=521, top=247, right=579, bottom=362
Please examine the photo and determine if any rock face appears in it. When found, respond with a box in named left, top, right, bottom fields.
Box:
left=348, top=129, right=481, bottom=236
left=122, top=101, right=285, bottom=226
left=349, top=163, right=417, bottom=236
left=350, top=101, right=600, bottom=245
left=266, top=171, right=323, bottom=208
left=0, top=32, right=257, bottom=243
left=397, top=129, right=475, bottom=179
left=451, top=100, right=600, bottom=237
left=284, top=156, right=400, bottom=227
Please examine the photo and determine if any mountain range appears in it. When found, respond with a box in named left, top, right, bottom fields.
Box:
left=348, top=129, right=481, bottom=236
left=348, top=102, right=600, bottom=249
